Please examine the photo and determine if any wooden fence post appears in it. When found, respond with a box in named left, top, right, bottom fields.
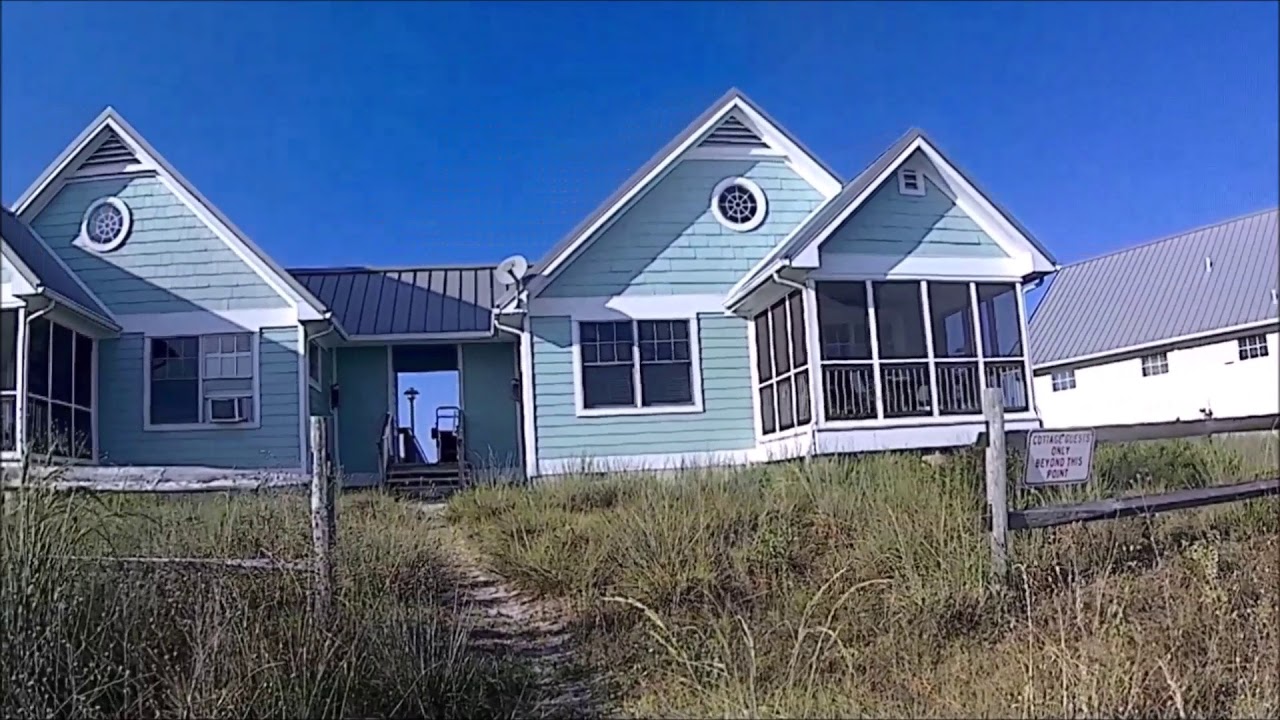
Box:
left=310, top=416, right=336, bottom=617
left=983, top=388, right=1009, bottom=585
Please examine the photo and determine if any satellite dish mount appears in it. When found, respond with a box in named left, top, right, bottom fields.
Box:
left=494, top=254, right=530, bottom=292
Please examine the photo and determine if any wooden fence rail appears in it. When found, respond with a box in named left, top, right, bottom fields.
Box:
left=980, top=390, right=1279, bottom=581
left=1003, top=477, right=1279, bottom=531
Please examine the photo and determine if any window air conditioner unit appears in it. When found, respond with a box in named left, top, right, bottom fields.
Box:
left=208, top=396, right=251, bottom=423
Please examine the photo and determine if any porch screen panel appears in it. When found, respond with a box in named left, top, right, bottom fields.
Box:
left=816, top=282, right=875, bottom=421
left=1, top=310, right=16, bottom=452
left=24, top=318, right=94, bottom=458
left=753, top=289, right=810, bottom=436
left=928, top=282, right=980, bottom=415
left=872, top=282, right=931, bottom=417
left=976, top=283, right=1029, bottom=411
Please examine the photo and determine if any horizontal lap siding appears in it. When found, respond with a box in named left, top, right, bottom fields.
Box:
left=531, top=314, right=754, bottom=460
left=97, top=327, right=301, bottom=467
left=822, top=151, right=1007, bottom=259
left=29, top=176, right=287, bottom=314
left=542, top=159, right=824, bottom=297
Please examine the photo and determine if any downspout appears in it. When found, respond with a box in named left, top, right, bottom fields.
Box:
left=494, top=317, right=536, bottom=480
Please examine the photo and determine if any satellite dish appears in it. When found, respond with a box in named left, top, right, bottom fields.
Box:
left=494, top=254, right=529, bottom=287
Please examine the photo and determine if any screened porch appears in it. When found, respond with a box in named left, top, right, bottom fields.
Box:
left=752, top=280, right=1032, bottom=436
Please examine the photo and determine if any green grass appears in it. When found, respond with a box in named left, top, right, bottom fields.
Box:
left=1, top=483, right=541, bottom=719
left=446, top=436, right=1280, bottom=718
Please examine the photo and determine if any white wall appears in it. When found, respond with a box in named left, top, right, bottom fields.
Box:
left=1034, top=328, right=1279, bottom=427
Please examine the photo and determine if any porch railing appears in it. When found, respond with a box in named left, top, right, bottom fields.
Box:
left=822, top=363, right=876, bottom=420
left=821, top=359, right=1030, bottom=422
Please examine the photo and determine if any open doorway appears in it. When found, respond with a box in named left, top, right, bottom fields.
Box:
left=391, top=345, right=459, bottom=464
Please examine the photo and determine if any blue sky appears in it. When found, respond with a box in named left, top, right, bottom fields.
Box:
left=2, top=1, right=1277, bottom=443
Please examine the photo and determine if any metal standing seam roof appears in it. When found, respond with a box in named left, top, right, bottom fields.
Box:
left=288, top=265, right=501, bottom=337
left=1, top=207, right=117, bottom=326
left=1029, top=208, right=1280, bottom=367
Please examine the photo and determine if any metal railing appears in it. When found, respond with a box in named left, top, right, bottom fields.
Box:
left=984, top=360, right=1029, bottom=412
left=821, top=358, right=1031, bottom=422
left=822, top=364, right=877, bottom=420
left=935, top=361, right=981, bottom=415
left=881, top=362, right=932, bottom=418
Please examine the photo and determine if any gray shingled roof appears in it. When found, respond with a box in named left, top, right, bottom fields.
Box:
left=289, top=266, right=500, bottom=337
left=1030, top=208, right=1279, bottom=367
left=1, top=207, right=116, bottom=327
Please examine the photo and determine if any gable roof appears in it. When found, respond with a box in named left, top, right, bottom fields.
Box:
left=289, top=265, right=499, bottom=338
left=1, top=207, right=118, bottom=329
left=1029, top=208, right=1279, bottom=368
left=497, top=88, right=843, bottom=310
left=725, top=128, right=1060, bottom=307
left=12, top=107, right=336, bottom=325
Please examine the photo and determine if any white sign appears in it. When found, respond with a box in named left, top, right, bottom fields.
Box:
left=1024, top=429, right=1095, bottom=486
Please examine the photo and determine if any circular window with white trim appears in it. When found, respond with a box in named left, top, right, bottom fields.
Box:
left=76, top=197, right=132, bottom=253
left=710, top=177, right=767, bottom=232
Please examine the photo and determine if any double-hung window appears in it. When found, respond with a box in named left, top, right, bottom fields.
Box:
left=577, top=319, right=698, bottom=413
left=148, top=332, right=257, bottom=428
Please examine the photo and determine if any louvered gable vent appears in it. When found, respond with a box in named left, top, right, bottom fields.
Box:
left=698, top=115, right=768, bottom=148
left=73, top=131, right=140, bottom=176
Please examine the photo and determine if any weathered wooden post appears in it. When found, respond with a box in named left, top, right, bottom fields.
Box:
left=982, top=388, right=1009, bottom=585
left=310, top=416, right=337, bottom=617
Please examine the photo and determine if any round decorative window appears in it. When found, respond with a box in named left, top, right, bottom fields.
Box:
left=710, top=177, right=767, bottom=232
left=76, top=197, right=132, bottom=253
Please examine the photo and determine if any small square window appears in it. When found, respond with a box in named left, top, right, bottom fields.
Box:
left=1050, top=370, right=1076, bottom=392
left=1238, top=334, right=1269, bottom=361
left=1140, top=352, right=1169, bottom=377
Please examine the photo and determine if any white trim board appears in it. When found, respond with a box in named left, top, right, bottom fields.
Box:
left=116, top=308, right=299, bottom=336
left=529, top=294, right=728, bottom=320
left=1032, top=318, right=1280, bottom=372
left=808, top=254, right=1033, bottom=282
left=12, top=110, right=333, bottom=324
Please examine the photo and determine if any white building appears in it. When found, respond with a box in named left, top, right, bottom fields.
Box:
left=1030, top=208, right=1279, bottom=428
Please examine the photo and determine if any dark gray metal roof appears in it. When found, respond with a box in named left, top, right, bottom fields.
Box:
left=498, top=88, right=842, bottom=309
left=1, top=207, right=117, bottom=327
left=289, top=265, right=500, bottom=337
left=1030, top=208, right=1279, bottom=367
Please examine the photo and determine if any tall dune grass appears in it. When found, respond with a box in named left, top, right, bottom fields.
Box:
left=1, top=482, right=537, bottom=718
left=447, top=437, right=1280, bottom=717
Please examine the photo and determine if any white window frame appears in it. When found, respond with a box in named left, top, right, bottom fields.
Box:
left=1140, top=352, right=1169, bottom=377
left=571, top=316, right=704, bottom=417
left=752, top=289, right=812, bottom=437
left=710, top=176, right=768, bottom=232
left=307, top=341, right=323, bottom=391
left=1238, top=334, right=1269, bottom=361
left=73, top=196, right=133, bottom=254
left=897, top=168, right=926, bottom=197
left=18, top=316, right=97, bottom=461
left=1051, top=369, right=1076, bottom=392
left=143, top=332, right=261, bottom=431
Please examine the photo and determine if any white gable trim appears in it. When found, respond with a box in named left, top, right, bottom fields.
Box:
left=13, top=110, right=332, bottom=324
left=519, top=98, right=842, bottom=305
left=1, top=243, right=39, bottom=296
left=728, top=137, right=1056, bottom=309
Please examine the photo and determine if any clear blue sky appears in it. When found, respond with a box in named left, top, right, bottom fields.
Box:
left=3, top=1, right=1277, bottom=445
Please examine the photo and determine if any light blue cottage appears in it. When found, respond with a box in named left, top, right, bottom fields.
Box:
left=1, top=90, right=1059, bottom=484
